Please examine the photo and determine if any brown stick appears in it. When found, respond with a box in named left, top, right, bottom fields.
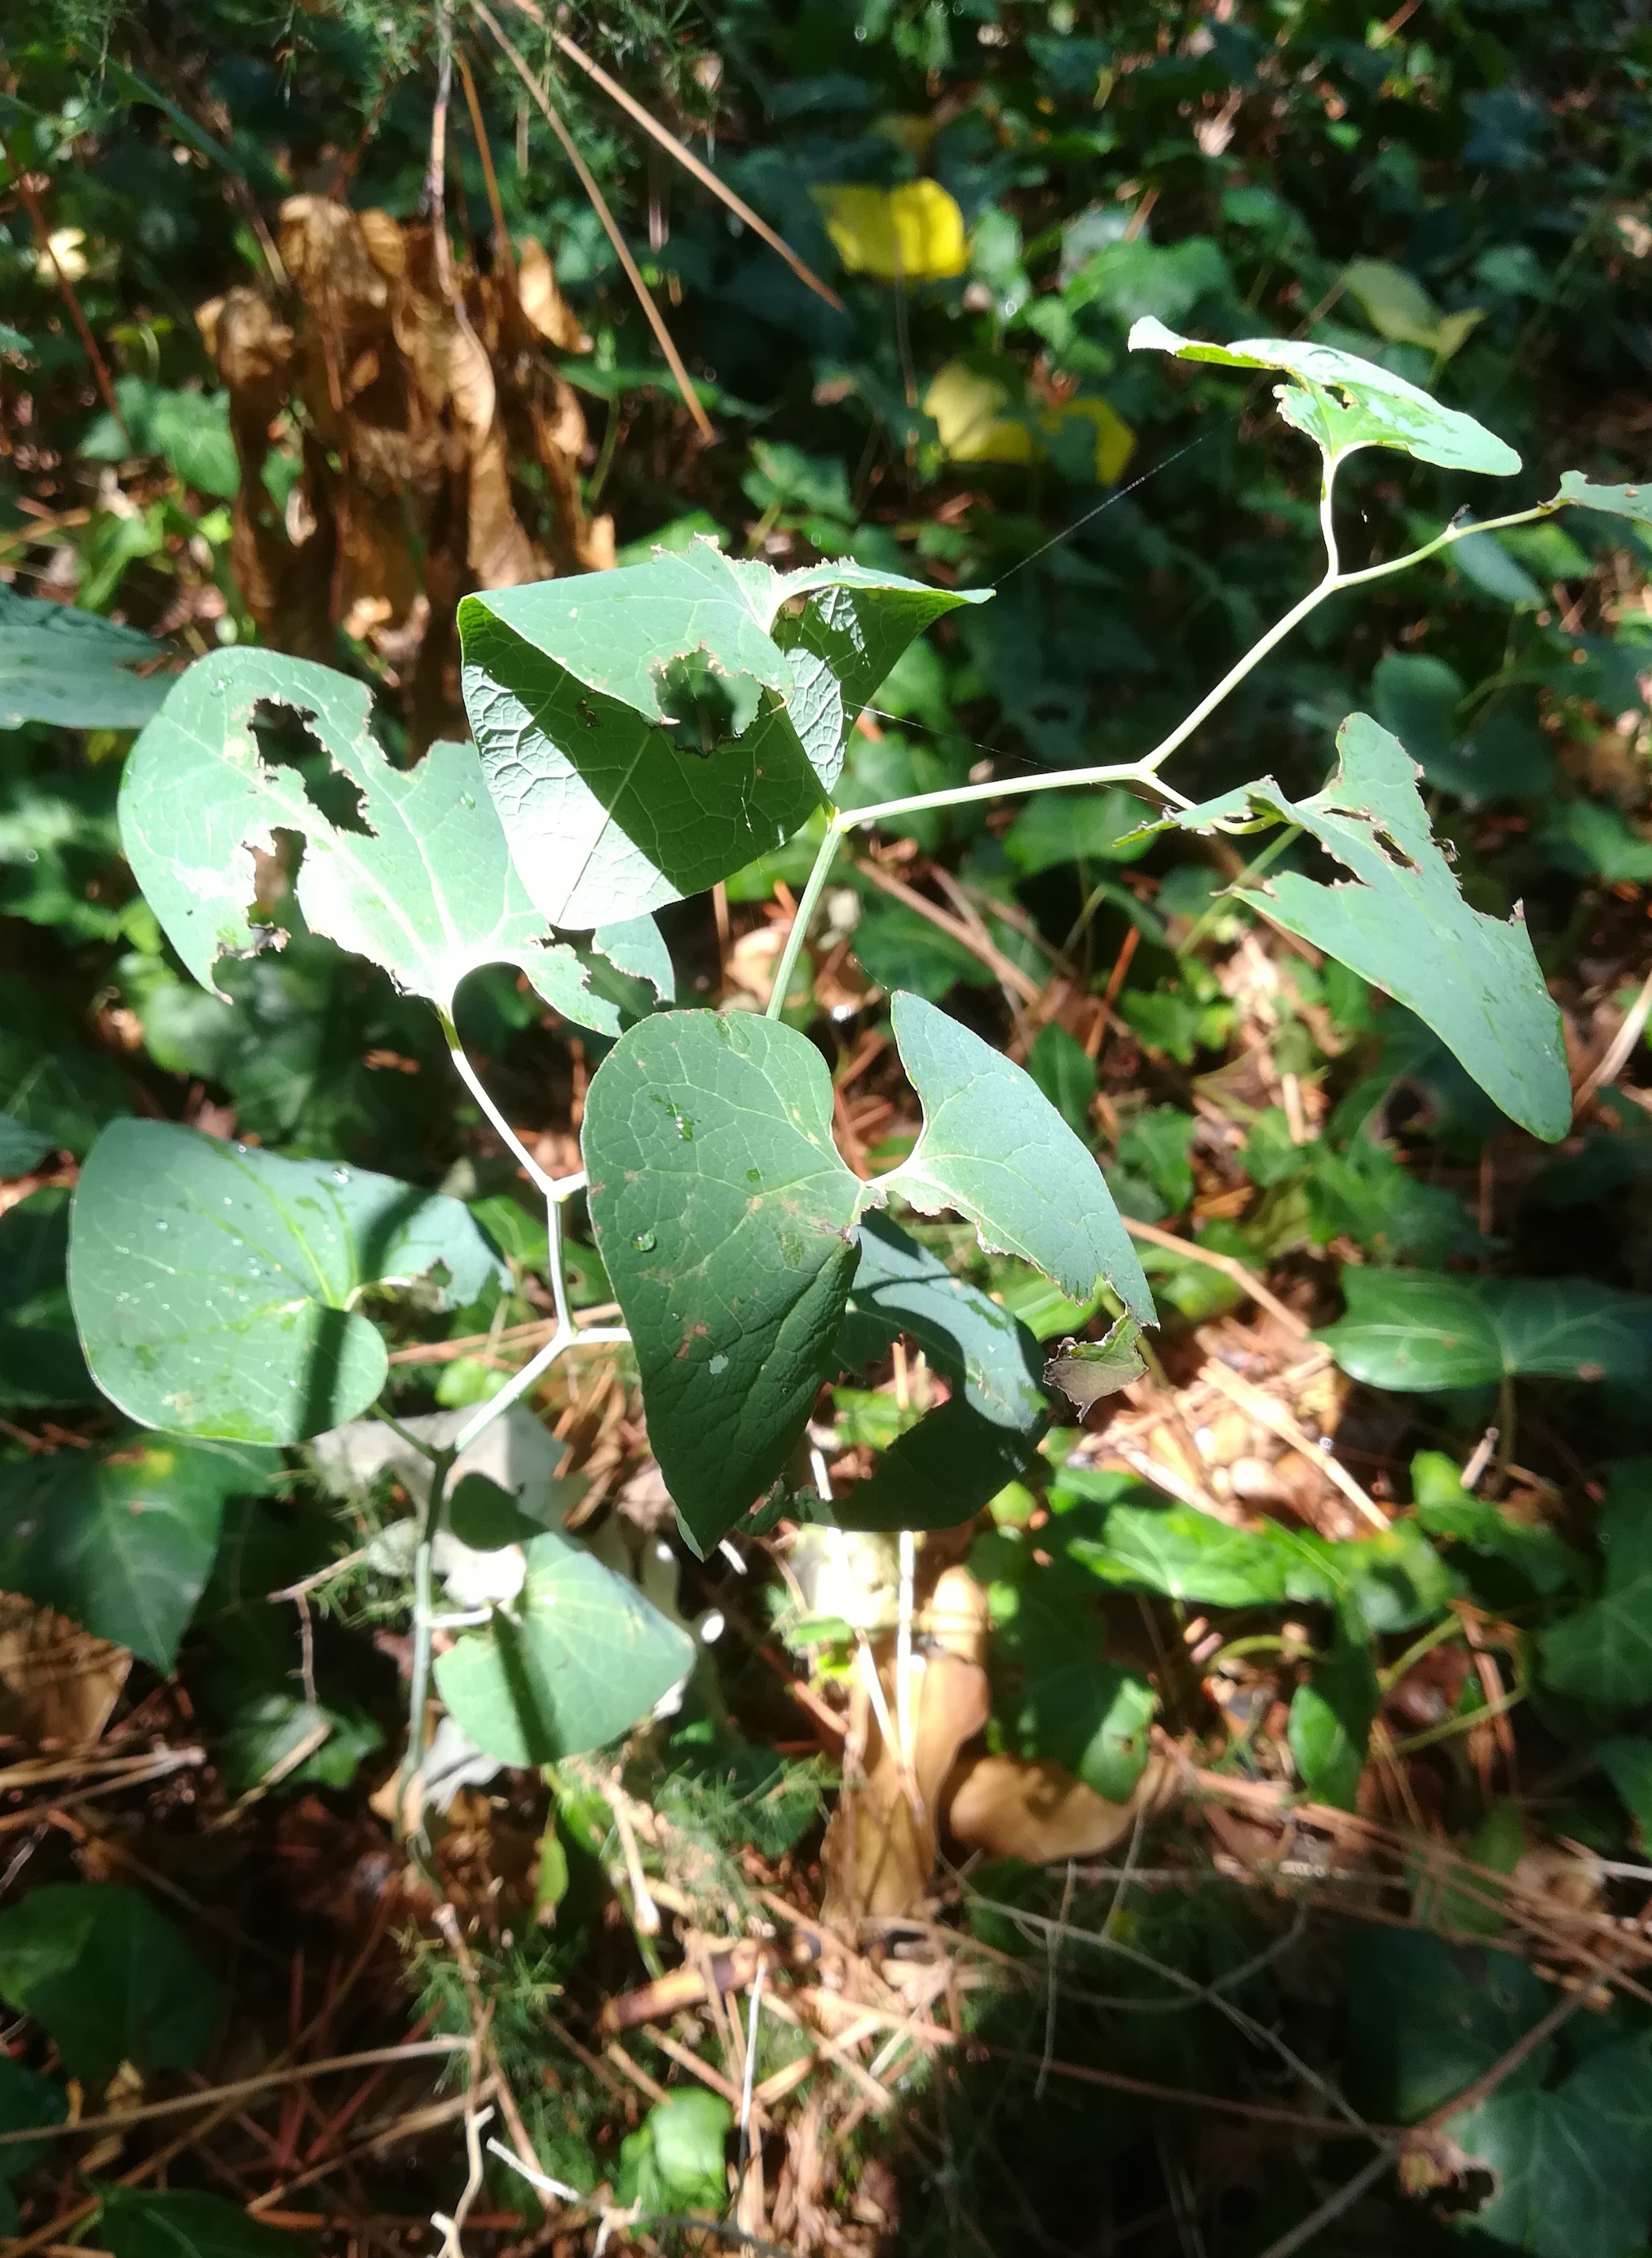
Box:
left=501, top=4, right=844, bottom=312
left=853, top=855, right=1045, bottom=1006
left=1120, top=1214, right=1310, bottom=1339
left=979, top=2045, right=1390, bottom=2140
left=0, top=132, right=127, bottom=441
left=473, top=0, right=716, bottom=441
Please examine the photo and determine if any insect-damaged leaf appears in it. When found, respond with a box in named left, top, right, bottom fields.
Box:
left=119, top=647, right=657, bottom=1034
left=69, top=1122, right=504, bottom=1444
left=460, top=543, right=986, bottom=927
left=880, top=994, right=1155, bottom=1321
left=1164, top=714, right=1570, bottom=1140
left=1553, top=471, right=1652, bottom=529
left=1129, top=317, right=1521, bottom=478
left=432, top=1528, right=695, bottom=1765
left=830, top=1211, right=1049, bottom=1531
left=582, top=1010, right=868, bottom=1556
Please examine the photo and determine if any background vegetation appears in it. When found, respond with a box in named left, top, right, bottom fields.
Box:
left=4, top=2, right=1652, bottom=2252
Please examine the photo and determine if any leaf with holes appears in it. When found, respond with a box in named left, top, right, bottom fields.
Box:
left=0, top=1434, right=278, bottom=1669
left=119, top=647, right=653, bottom=1034
left=830, top=1211, right=1049, bottom=1531
left=0, top=586, right=170, bottom=732
left=433, top=1527, right=695, bottom=1764
left=68, top=1121, right=504, bottom=1444
left=1129, top=317, right=1521, bottom=475
left=461, top=544, right=986, bottom=926
left=1449, top=2042, right=1652, bottom=2258
left=1165, top=714, right=1570, bottom=1138
left=583, top=1010, right=868, bottom=1555
left=1320, top=1271, right=1652, bottom=1392
left=879, top=994, right=1155, bottom=1321
left=1539, top=1460, right=1652, bottom=1709
left=1553, top=471, right=1652, bottom=528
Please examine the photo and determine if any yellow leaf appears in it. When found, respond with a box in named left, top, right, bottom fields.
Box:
left=814, top=179, right=968, bottom=283
left=1045, top=395, right=1137, bottom=484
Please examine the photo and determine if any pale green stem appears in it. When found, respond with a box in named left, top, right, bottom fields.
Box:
left=763, top=815, right=844, bottom=1022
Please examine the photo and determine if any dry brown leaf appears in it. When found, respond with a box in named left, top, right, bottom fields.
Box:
left=945, top=1752, right=1177, bottom=1864
left=518, top=236, right=588, bottom=350
left=822, top=1566, right=990, bottom=1923
left=0, top=1593, right=130, bottom=1746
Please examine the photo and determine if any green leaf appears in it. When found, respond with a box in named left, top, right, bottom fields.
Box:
left=614, top=2088, right=731, bottom=2216
left=583, top=1010, right=866, bottom=1554
left=434, top=1528, right=696, bottom=1765
left=120, top=648, right=642, bottom=1033
left=0, top=586, right=170, bottom=733
left=830, top=1211, right=1049, bottom=1531
left=0, top=2054, right=64, bottom=2186
left=69, top=1121, right=503, bottom=1444
left=217, top=1691, right=384, bottom=1799
left=880, top=993, right=1155, bottom=1322
left=97, top=2188, right=311, bottom=2258
left=82, top=377, right=241, bottom=501
left=1451, top=2041, right=1652, bottom=2258
left=0, top=1434, right=279, bottom=1669
left=1345, top=1928, right=1549, bottom=2123
left=978, top=1537, right=1156, bottom=1799
left=1554, top=471, right=1652, bottom=529
left=1410, top=1450, right=1583, bottom=1595
left=1024, top=1021, right=1097, bottom=1141
left=1539, top=1460, right=1652, bottom=1709
left=1129, top=316, right=1521, bottom=475
left=1003, top=787, right=1155, bottom=877
left=1599, top=1737, right=1652, bottom=1845
left=1288, top=1636, right=1377, bottom=1809
left=1042, top=1315, right=1146, bottom=1412
left=462, top=548, right=983, bottom=929
left=0, top=1883, right=219, bottom=2083
left=1168, top=714, right=1570, bottom=1138
left=0, top=1188, right=95, bottom=1409
left=1321, top=1270, right=1652, bottom=1392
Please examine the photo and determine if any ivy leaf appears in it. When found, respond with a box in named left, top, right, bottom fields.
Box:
left=1129, top=316, right=1521, bottom=476
left=119, top=648, right=652, bottom=1035
left=68, top=1121, right=504, bottom=1445
left=0, top=1111, right=55, bottom=1175
left=1345, top=1928, right=1549, bottom=2123
left=0, top=1434, right=278, bottom=1670
left=1288, top=1635, right=1377, bottom=1809
left=1451, top=2042, right=1652, bottom=2258
left=0, top=1883, right=219, bottom=2083
left=97, top=2189, right=310, bottom=2258
left=462, top=545, right=983, bottom=927
left=1539, top=1460, right=1652, bottom=1709
left=583, top=1010, right=867, bottom=1555
left=1410, top=1450, right=1584, bottom=1596
left=0, top=586, right=170, bottom=732
left=830, top=1211, right=1049, bottom=1531
left=880, top=994, right=1155, bottom=1321
left=433, top=1527, right=695, bottom=1765
left=1166, top=714, right=1570, bottom=1139
left=1321, top=1270, right=1652, bottom=1391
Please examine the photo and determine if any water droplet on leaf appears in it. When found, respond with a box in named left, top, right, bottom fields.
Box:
left=631, top=1228, right=657, bottom=1252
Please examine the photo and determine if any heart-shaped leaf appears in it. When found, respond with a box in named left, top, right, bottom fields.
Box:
left=830, top=1210, right=1049, bottom=1531
left=462, top=545, right=986, bottom=926
left=0, top=1884, right=219, bottom=2083
left=69, top=1121, right=504, bottom=1444
left=0, top=1433, right=278, bottom=1668
left=433, top=1528, right=695, bottom=1764
left=120, top=647, right=649, bottom=1032
left=1164, top=714, right=1570, bottom=1139
left=1129, top=316, right=1521, bottom=476
left=1320, top=1271, right=1652, bottom=1392
left=583, top=1009, right=868, bottom=1554
left=879, top=993, right=1155, bottom=1321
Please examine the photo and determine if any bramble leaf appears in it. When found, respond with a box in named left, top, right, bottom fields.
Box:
left=461, top=545, right=984, bottom=926
left=1165, top=714, right=1570, bottom=1139
left=0, top=1433, right=278, bottom=1668
left=1129, top=316, right=1521, bottom=475
left=583, top=1009, right=868, bottom=1555
left=879, top=993, right=1155, bottom=1321
left=0, top=586, right=170, bottom=732
left=432, top=1528, right=695, bottom=1764
left=120, top=647, right=656, bottom=1034
left=68, top=1121, right=503, bottom=1443
left=830, top=1211, right=1049, bottom=1531
left=1321, top=1271, right=1652, bottom=1392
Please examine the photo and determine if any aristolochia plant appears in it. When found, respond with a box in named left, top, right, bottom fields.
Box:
left=68, top=324, right=1652, bottom=1807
